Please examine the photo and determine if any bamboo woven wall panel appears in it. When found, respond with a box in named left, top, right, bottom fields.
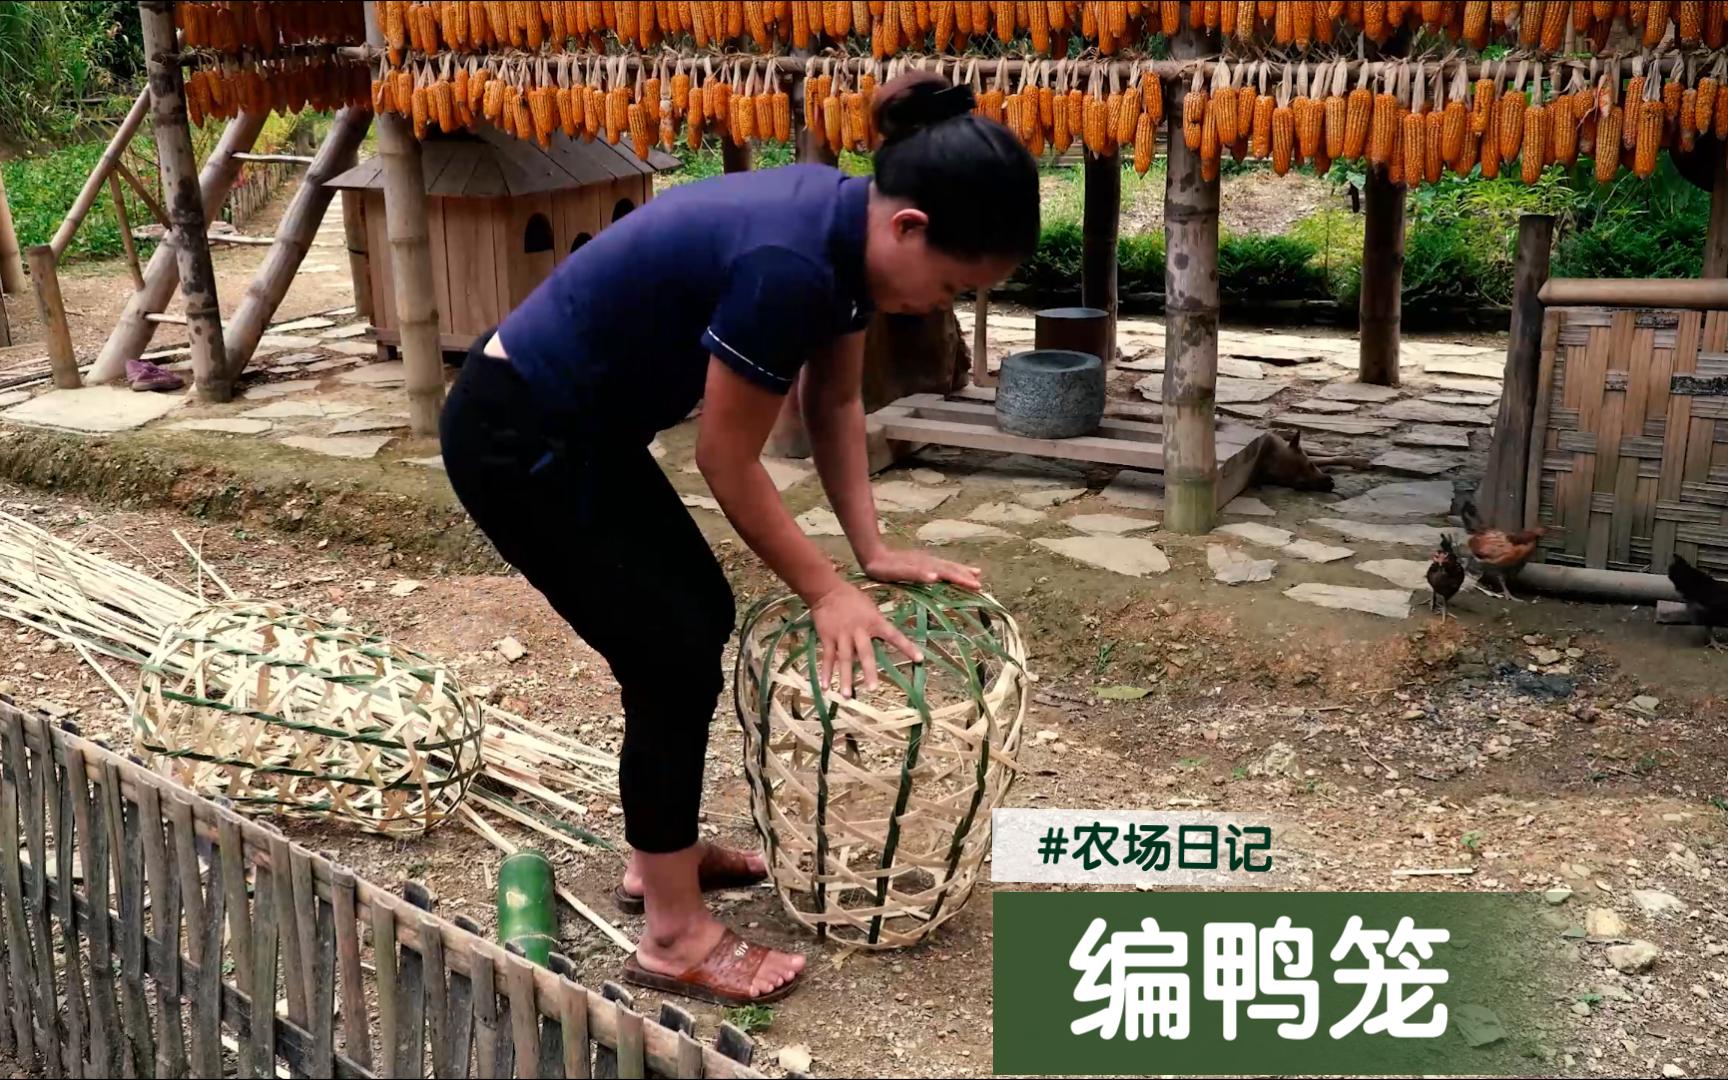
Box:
left=0, top=698, right=777, bottom=1080
left=1532, top=306, right=1728, bottom=574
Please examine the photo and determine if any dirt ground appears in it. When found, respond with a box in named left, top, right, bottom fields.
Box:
left=2, top=182, right=1727, bottom=1080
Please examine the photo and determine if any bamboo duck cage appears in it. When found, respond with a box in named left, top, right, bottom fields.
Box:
left=734, top=582, right=1028, bottom=949
left=133, top=599, right=487, bottom=836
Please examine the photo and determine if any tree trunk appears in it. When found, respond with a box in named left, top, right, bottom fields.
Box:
left=1706, top=140, right=1728, bottom=278
left=1161, top=8, right=1220, bottom=535
left=366, top=1, right=443, bottom=435
left=1358, top=168, right=1406, bottom=386
left=1081, top=150, right=1121, bottom=369
left=1477, top=215, right=1554, bottom=529
left=141, top=1, right=231, bottom=401
left=0, top=169, right=28, bottom=295
left=722, top=139, right=753, bottom=174
left=224, top=107, right=372, bottom=371
left=88, top=113, right=266, bottom=385
left=27, top=246, right=79, bottom=389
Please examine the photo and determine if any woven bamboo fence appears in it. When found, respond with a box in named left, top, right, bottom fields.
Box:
left=0, top=696, right=787, bottom=1080
left=1531, top=306, right=1728, bottom=573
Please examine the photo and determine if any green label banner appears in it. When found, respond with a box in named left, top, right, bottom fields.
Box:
left=993, top=892, right=1561, bottom=1076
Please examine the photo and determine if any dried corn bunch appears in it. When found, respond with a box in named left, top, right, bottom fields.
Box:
left=1678, top=0, right=1706, bottom=41
left=1134, top=110, right=1154, bottom=175
left=1442, top=64, right=1469, bottom=165
left=1551, top=69, right=1581, bottom=166
left=1540, top=0, right=1568, bottom=48
left=1183, top=68, right=1208, bottom=152
left=1209, top=62, right=1236, bottom=151
left=1499, top=62, right=1530, bottom=161
left=1401, top=65, right=1425, bottom=187
left=1324, top=60, right=1349, bottom=160
left=1595, top=104, right=1623, bottom=182
left=1698, top=59, right=1722, bottom=134
left=1294, top=63, right=1322, bottom=162
left=1236, top=80, right=1256, bottom=143
left=1623, top=67, right=1647, bottom=149
left=1462, top=0, right=1490, bottom=44
left=432, top=57, right=458, bottom=133
left=1644, top=0, right=1674, bottom=46
left=607, top=66, right=629, bottom=144
left=1369, top=66, right=1399, bottom=167
left=1252, top=65, right=1275, bottom=159
left=1521, top=95, right=1548, bottom=184
left=1634, top=80, right=1663, bottom=177
left=1272, top=66, right=1295, bottom=175
left=1344, top=63, right=1373, bottom=161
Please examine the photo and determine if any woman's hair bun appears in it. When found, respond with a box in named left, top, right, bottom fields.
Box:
left=873, top=72, right=977, bottom=144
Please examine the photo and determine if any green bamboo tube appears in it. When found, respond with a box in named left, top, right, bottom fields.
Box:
left=496, top=850, right=558, bottom=966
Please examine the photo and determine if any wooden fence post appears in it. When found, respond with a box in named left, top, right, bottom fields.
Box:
left=27, top=246, right=80, bottom=389
left=1161, top=6, right=1221, bottom=534
left=223, top=107, right=372, bottom=371
left=341, top=190, right=372, bottom=319
left=1477, top=214, right=1554, bottom=528
left=1081, top=150, right=1121, bottom=370
left=141, top=0, right=232, bottom=401
left=365, top=1, right=444, bottom=436
left=0, top=170, right=23, bottom=295
left=1358, top=167, right=1406, bottom=386
left=1706, top=139, right=1728, bottom=278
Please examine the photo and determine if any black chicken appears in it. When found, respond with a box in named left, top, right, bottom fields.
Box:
left=1427, top=534, right=1465, bottom=618
left=1668, top=554, right=1728, bottom=651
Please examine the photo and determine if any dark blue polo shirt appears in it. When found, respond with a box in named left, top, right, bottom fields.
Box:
left=498, top=164, right=874, bottom=439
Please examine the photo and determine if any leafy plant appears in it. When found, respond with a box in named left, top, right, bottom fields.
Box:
left=1093, top=639, right=1118, bottom=675
left=0, top=0, right=140, bottom=144
left=1461, top=831, right=1483, bottom=852
left=1218, top=233, right=1329, bottom=301
left=723, top=1004, right=774, bottom=1034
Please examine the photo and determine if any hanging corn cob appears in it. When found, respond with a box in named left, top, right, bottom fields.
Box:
left=1635, top=69, right=1663, bottom=177
left=1521, top=78, right=1548, bottom=184
left=1369, top=64, right=1399, bottom=167
left=1209, top=61, right=1236, bottom=155
left=1344, top=61, right=1373, bottom=161
left=1325, top=60, right=1349, bottom=161
left=1401, top=63, right=1425, bottom=187
left=1272, top=66, right=1295, bottom=176
left=1184, top=66, right=1208, bottom=152
left=1295, top=62, right=1323, bottom=162
left=1252, top=63, right=1275, bottom=159
left=1499, top=60, right=1529, bottom=161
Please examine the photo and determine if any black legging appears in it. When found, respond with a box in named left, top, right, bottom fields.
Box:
left=440, top=336, right=735, bottom=854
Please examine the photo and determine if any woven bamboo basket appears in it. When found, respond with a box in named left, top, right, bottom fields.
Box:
left=735, top=583, right=1027, bottom=949
left=132, top=600, right=486, bottom=836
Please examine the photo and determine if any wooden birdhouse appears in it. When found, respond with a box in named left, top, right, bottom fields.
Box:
left=327, top=127, right=678, bottom=352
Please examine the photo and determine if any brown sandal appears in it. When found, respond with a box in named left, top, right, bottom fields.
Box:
left=612, top=845, right=768, bottom=915
left=621, top=928, right=804, bottom=1006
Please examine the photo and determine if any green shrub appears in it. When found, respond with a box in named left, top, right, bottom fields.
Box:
left=1287, top=207, right=1364, bottom=305
left=2, top=138, right=157, bottom=262
left=1218, top=233, right=1329, bottom=301
left=0, top=0, right=140, bottom=144
left=1552, top=158, right=1708, bottom=280
left=1117, top=232, right=1165, bottom=293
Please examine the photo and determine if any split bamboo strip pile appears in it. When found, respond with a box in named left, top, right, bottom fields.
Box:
left=735, top=582, right=1027, bottom=949
left=0, top=511, right=617, bottom=851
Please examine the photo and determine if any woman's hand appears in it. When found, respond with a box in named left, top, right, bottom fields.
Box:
left=861, top=547, right=984, bottom=592
left=809, top=582, right=923, bottom=698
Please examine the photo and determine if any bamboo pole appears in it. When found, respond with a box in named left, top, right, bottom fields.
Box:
left=109, top=174, right=144, bottom=290
left=1704, top=140, right=1728, bottom=278
left=1160, top=5, right=1220, bottom=535
left=88, top=113, right=266, bottom=386
left=26, top=247, right=80, bottom=389
left=49, top=88, right=153, bottom=259
left=1538, top=277, right=1728, bottom=308
left=114, top=161, right=170, bottom=230
left=223, top=107, right=372, bottom=372
left=0, top=171, right=23, bottom=295
left=141, top=0, right=233, bottom=401
left=1358, top=168, right=1406, bottom=386
left=0, top=286, right=9, bottom=347
left=365, top=1, right=444, bottom=435
left=1476, top=214, right=1553, bottom=529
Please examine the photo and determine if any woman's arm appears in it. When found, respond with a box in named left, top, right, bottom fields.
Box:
left=799, top=332, right=888, bottom=565
left=802, top=334, right=983, bottom=592
left=696, top=356, right=920, bottom=695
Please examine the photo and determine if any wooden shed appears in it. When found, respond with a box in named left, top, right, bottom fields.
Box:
left=327, top=127, right=678, bottom=352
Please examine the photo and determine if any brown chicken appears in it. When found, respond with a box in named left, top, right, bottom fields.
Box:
left=1459, top=500, right=1546, bottom=601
